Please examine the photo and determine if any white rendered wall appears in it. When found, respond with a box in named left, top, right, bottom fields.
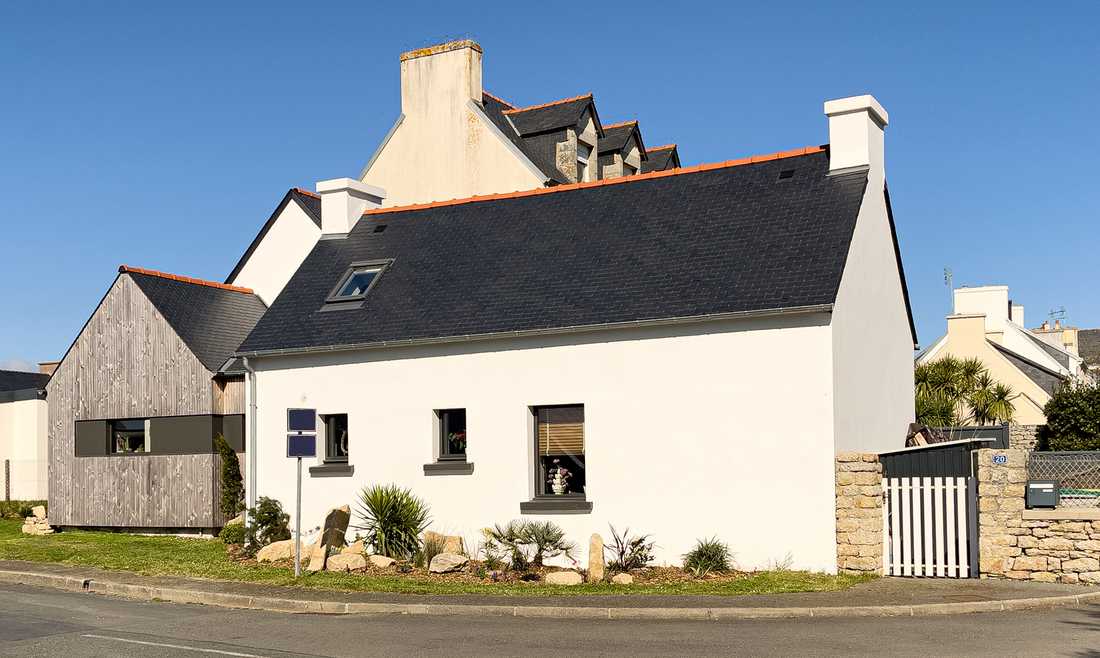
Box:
left=229, top=200, right=320, bottom=306
left=250, top=315, right=840, bottom=572
left=0, top=398, right=48, bottom=500
left=830, top=174, right=915, bottom=453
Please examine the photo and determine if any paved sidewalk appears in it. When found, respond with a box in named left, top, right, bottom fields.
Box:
left=0, top=559, right=1096, bottom=620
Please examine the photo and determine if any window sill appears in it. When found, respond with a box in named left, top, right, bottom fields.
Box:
left=519, top=497, right=592, bottom=514
left=309, top=463, right=354, bottom=477
left=423, top=461, right=474, bottom=476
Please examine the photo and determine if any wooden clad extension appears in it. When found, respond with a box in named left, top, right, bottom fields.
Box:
left=47, top=274, right=228, bottom=528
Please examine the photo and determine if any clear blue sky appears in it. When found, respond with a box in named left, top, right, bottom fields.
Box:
left=2, top=2, right=1097, bottom=370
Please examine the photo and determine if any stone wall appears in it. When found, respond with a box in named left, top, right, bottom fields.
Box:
left=1009, top=425, right=1042, bottom=451
left=978, top=448, right=1100, bottom=584
left=835, top=452, right=883, bottom=574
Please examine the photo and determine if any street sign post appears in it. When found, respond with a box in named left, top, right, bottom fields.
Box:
left=286, top=410, right=317, bottom=578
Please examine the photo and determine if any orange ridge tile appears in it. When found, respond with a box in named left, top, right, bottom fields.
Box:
left=293, top=187, right=320, bottom=199
left=646, top=144, right=677, bottom=151
left=502, top=93, right=592, bottom=115
left=482, top=90, right=515, bottom=109
left=119, top=266, right=255, bottom=294
left=361, top=145, right=826, bottom=218
left=602, top=120, right=638, bottom=130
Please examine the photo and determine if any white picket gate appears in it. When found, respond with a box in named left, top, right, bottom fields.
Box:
left=881, top=476, right=975, bottom=578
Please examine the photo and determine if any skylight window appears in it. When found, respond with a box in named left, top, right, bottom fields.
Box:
left=325, top=260, right=392, bottom=304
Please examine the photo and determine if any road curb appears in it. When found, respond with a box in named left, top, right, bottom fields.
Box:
left=1, top=569, right=1099, bottom=621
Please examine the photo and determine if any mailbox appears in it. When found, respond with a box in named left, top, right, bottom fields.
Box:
left=1026, top=480, right=1059, bottom=509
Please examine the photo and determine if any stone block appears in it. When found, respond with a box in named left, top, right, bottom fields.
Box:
left=428, top=552, right=468, bottom=574
left=545, top=571, right=583, bottom=585
left=835, top=472, right=855, bottom=486
left=835, top=496, right=854, bottom=510
left=998, top=497, right=1025, bottom=512
left=855, top=497, right=881, bottom=509
left=1060, top=573, right=1080, bottom=584
left=836, top=451, right=863, bottom=463
left=987, top=534, right=1017, bottom=547
left=325, top=553, right=366, bottom=572
left=980, top=557, right=1006, bottom=574
left=1004, top=570, right=1031, bottom=580
left=1075, top=540, right=1100, bottom=551
left=341, top=539, right=365, bottom=555
left=611, top=573, right=633, bottom=585
left=837, top=543, right=859, bottom=557
left=1079, top=571, right=1100, bottom=584
left=1030, top=571, right=1058, bottom=583
left=1038, top=537, right=1074, bottom=551
left=1011, top=555, right=1047, bottom=571
left=850, top=472, right=881, bottom=486
left=587, top=533, right=605, bottom=583
left=368, top=554, right=396, bottom=568
left=1062, top=557, right=1100, bottom=572
left=847, top=530, right=880, bottom=546
left=1017, top=536, right=1038, bottom=549
left=32, top=506, right=46, bottom=520
left=836, top=518, right=861, bottom=533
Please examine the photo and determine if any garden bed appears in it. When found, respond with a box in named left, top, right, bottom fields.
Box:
left=0, top=520, right=870, bottom=596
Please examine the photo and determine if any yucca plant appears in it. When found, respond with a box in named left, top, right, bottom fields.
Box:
left=914, top=356, right=1015, bottom=426
left=683, top=537, right=732, bottom=578
left=486, top=520, right=531, bottom=571
left=605, top=524, right=655, bottom=572
left=353, top=484, right=431, bottom=559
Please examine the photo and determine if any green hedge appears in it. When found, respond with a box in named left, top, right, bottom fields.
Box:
left=0, top=501, right=46, bottom=520
left=1041, top=382, right=1100, bottom=451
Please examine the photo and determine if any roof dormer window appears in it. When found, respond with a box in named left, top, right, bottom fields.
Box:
left=577, top=143, right=592, bottom=183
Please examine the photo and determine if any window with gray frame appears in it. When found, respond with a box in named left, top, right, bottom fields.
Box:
left=110, top=419, right=149, bottom=454
left=438, top=409, right=467, bottom=461
left=534, top=405, right=585, bottom=497
left=323, top=414, right=349, bottom=462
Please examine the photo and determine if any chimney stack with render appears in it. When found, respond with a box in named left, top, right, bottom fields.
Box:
left=316, top=178, right=385, bottom=236
left=399, top=40, right=483, bottom=116
left=824, top=95, right=889, bottom=179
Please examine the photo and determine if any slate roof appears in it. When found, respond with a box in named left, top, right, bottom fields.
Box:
left=989, top=341, right=1066, bottom=396
left=503, top=95, right=595, bottom=136
left=0, top=369, right=50, bottom=393
left=1080, top=329, right=1100, bottom=368
left=225, top=188, right=321, bottom=284
left=599, top=121, right=644, bottom=156
left=125, top=270, right=268, bottom=372
left=480, top=94, right=570, bottom=184
left=642, top=145, right=680, bottom=173
left=239, top=148, right=876, bottom=356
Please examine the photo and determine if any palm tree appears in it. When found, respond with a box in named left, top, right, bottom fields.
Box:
left=914, top=357, right=1015, bottom=426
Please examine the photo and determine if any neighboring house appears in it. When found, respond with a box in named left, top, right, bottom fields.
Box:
left=641, top=144, right=681, bottom=173
left=1079, top=328, right=1100, bottom=375
left=357, top=40, right=679, bottom=208
left=918, top=286, right=1085, bottom=424
left=232, top=92, right=916, bottom=571
left=597, top=120, right=646, bottom=178
left=0, top=369, right=50, bottom=500
left=46, top=266, right=266, bottom=530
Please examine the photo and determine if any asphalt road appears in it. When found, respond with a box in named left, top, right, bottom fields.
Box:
left=1, top=583, right=1099, bottom=657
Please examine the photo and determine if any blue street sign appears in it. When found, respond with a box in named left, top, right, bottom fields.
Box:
left=287, top=433, right=316, bottom=458
left=287, top=409, right=317, bottom=433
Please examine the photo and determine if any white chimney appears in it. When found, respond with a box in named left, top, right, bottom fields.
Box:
left=316, top=178, right=385, bottom=235
left=823, top=95, right=888, bottom=176
left=399, top=40, right=483, bottom=116
left=1010, top=303, right=1025, bottom=327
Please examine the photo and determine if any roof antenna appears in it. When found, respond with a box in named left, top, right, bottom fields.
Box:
left=1049, top=306, right=1066, bottom=321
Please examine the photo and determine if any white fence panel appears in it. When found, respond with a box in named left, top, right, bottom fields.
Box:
left=883, top=476, right=975, bottom=578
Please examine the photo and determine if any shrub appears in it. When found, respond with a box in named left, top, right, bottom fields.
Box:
left=1041, top=382, right=1100, bottom=451
left=605, top=525, right=655, bottom=572
left=683, top=537, right=732, bottom=577
left=353, top=484, right=431, bottom=559
left=246, top=496, right=291, bottom=548
left=219, top=522, right=246, bottom=545
left=215, top=434, right=244, bottom=520
left=416, top=532, right=446, bottom=568
left=0, top=501, right=45, bottom=520
left=485, top=520, right=574, bottom=570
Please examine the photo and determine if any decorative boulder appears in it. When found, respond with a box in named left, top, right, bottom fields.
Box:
left=32, top=506, right=47, bottom=520
left=341, top=539, right=365, bottom=555
left=611, top=573, right=634, bottom=585
left=369, top=554, right=396, bottom=568
left=326, top=553, right=367, bottom=573
left=424, top=531, right=465, bottom=555
left=307, top=505, right=351, bottom=572
left=428, top=552, right=469, bottom=573
left=587, top=533, right=605, bottom=582
left=545, top=571, right=584, bottom=585
left=256, top=539, right=295, bottom=563
left=226, top=512, right=245, bottom=527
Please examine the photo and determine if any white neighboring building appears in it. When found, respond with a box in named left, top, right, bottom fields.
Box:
left=232, top=93, right=916, bottom=573
left=0, top=369, right=50, bottom=501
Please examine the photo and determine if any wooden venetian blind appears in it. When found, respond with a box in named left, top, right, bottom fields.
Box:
left=537, top=405, right=584, bottom=456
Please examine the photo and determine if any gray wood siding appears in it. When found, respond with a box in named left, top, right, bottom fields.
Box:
left=47, top=274, right=220, bottom=527
left=212, top=377, right=245, bottom=415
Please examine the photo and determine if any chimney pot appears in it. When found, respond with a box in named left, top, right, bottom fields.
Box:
left=824, top=94, right=888, bottom=176
left=316, top=178, right=385, bottom=235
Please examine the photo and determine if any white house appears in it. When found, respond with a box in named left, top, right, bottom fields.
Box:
left=231, top=90, right=916, bottom=572
left=0, top=369, right=51, bottom=501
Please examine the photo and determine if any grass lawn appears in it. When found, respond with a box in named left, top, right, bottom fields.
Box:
left=0, top=520, right=871, bottom=596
